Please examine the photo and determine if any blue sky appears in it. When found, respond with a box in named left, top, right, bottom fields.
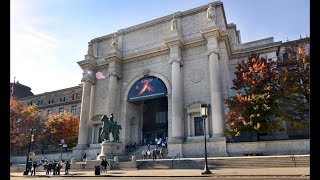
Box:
left=11, top=0, right=310, bottom=95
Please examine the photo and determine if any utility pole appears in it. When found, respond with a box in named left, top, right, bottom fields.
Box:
left=23, top=128, right=35, bottom=175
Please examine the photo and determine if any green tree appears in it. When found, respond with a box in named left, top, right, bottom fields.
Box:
left=275, top=41, right=310, bottom=132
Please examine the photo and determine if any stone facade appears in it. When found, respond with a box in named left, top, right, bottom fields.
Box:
left=70, top=1, right=309, bottom=159
left=19, top=85, right=83, bottom=117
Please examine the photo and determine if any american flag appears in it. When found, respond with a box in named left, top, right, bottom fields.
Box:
left=11, top=77, right=15, bottom=99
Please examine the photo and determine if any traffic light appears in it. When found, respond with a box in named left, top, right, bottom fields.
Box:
left=31, top=134, right=35, bottom=142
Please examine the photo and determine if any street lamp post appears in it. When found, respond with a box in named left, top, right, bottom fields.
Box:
left=200, top=103, right=212, bottom=175
left=23, top=128, right=35, bottom=175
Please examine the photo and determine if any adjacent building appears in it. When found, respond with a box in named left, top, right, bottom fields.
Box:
left=18, top=86, right=83, bottom=117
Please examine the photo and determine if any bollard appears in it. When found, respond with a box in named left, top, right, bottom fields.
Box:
left=71, top=158, right=76, bottom=164
left=114, top=156, right=119, bottom=162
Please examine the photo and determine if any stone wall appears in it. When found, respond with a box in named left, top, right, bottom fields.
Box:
left=11, top=152, right=73, bottom=164
left=226, top=139, right=309, bottom=156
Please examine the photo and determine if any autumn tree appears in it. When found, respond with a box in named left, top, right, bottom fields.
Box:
left=45, top=112, right=79, bottom=148
left=10, top=97, right=45, bottom=154
left=225, top=55, right=284, bottom=141
left=275, top=40, right=310, bottom=132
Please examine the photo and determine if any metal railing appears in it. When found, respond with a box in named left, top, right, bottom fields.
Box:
left=171, top=153, right=180, bottom=169
left=288, top=149, right=296, bottom=167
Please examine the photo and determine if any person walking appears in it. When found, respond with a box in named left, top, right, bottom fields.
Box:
left=82, top=153, right=87, bottom=162
left=101, top=159, right=109, bottom=173
left=30, top=162, right=38, bottom=176
left=142, top=149, right=145, bottom=159
left=64, top=161, right=71, bottom=175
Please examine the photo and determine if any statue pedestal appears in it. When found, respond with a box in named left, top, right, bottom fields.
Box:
left=97, top=140, right=124, bottom=160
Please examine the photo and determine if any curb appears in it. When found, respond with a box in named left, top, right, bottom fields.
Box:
left=11, top=174, right=310, bottom=178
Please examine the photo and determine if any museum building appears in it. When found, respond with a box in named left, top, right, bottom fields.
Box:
left=23, top=1, right=307, bottom=159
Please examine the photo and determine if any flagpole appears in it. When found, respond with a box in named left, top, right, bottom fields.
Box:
left=10, top=77, right=16, bottom=130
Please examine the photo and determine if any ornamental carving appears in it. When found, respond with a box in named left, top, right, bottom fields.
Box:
left=189, top=69, right=204, bottom=83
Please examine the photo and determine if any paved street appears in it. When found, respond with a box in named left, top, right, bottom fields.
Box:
left=10, top=167, right=310, bottom=179
left=10, top=177, right=310, bottom=180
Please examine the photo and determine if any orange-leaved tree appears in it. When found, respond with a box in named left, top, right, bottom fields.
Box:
left=10, top=97, right=45, bottom=154
left=225, top=55, right=284, bottom=141
left=45, top=112, right=79, bottom=148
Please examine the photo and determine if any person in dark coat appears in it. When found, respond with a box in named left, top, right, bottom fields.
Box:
left=30, top=162, right=38, bottom=176
left=82, top=153, right=87, bottom=162
left=65, top=161, right=71, bottom=175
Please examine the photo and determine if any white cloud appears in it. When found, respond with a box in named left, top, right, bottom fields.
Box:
left=10, top=0, right=84, bottom=94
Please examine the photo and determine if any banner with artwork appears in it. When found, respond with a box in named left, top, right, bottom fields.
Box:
left=128, top=77, right=167, bottom=102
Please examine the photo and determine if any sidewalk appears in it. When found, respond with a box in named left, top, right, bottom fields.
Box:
left=10, top=167, right=310, bottom=177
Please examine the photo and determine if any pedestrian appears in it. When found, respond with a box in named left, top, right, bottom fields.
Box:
left=144, top=138, right=147, bottom=146
left=160, top=148, right=164, bottom=159
left=82, top=153, right=87, bottom=162
left=65, top=161, right=71, bottom=175
left=52, top=161, right=57, bottom=175
left=101, top=159, right=109, bottom=173
left=142, top=149, right=145, bottom=159
left=152, top=148, right=156, bottom=161
left=26, top=159, right=33, bottom=175
left=30, top=162, right=38, bottom=176
left=56, top=162, right=61, bottom=175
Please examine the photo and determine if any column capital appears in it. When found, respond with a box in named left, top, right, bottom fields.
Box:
left=200, top=27, right=221, bottom=41
left=165, top=36, right=184, bottom=49
left=207, top=48, right=220, bottom=59
left=81, top=68, right=96, bottom=84
left=169, top=58, right=183, bottom=66
left=81, top=77, right=95, bottom=84
left=108, top=72, right=122, bottom=79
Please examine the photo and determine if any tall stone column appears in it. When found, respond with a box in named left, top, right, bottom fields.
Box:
left=107, top=72, right=120, bottom=115
left=165, top=37, right=184, bottom=158
left=168, top=44, right=183, bottom=141
left=201, top=28, right=225, bottom=138
left=77, top=75, right=95, bottom=148
left=208, top=48, right=225, bottom=137
left=88, top=84, right=95, bottom=144
left=200, top=27, right=228, bottom=157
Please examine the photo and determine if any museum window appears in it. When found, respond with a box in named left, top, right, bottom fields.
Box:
left=282, top=53, right=288, bottom=60
left=194, top=117, right=204, bottom=136
left=59, top=107, right=64, bottom=114
left=47, top=109, right=53, bottom=115
left=38, top=101, right=41, bottom=106
left=60, top=97, right=62, bottom=102
left=71, top=105, right=77, bottom=116
left=290, top=52, right=297, bottom=60
left=48, top=100, right=51, bottom=104
left=63, top=97, right=66, bottom=102
left=51, top=99, right=54, bottom=103
left=41, top=100, right=43, bottom=105
left=72, top=94, right=75, bottom=100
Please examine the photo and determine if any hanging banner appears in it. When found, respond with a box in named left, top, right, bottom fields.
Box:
left=128, top=77, right=167, bottom=102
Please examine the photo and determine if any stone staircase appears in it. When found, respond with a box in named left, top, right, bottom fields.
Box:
left=137, top=155, right=310, bottom=169
left=124, top=145, right=168, bottom=160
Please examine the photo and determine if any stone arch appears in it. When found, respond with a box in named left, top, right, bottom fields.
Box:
left=123, top=72, right=172, bottom=102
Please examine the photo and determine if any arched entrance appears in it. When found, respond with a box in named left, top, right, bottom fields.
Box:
left=127, top=76, right=168, bottom=146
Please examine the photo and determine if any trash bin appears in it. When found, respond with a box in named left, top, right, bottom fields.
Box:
left=94, top=165, right=100, bottom=175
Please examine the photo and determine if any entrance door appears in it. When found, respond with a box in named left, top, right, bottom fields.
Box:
left=142, top=97, right=168, bottom=146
